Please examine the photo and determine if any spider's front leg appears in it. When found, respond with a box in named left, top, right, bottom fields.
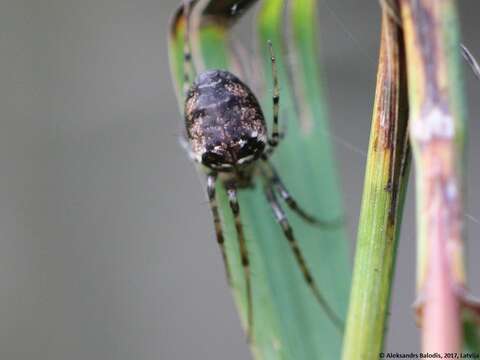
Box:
left=263, top=184, right=344, bottom=331
left=206, top=173, right=231, bottom=285
left=261, top=159, right=344, bottom=228
left=225, top=182, right=253, bottom=342
left=207, top=175, right=253, bottom=341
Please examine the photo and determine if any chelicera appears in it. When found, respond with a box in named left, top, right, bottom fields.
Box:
left=180, top=1, right=342, bottom=340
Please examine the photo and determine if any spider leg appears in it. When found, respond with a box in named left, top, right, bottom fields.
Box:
left=182, top=0, right=195, bottom=98
left=206, top=174, right=231, bottom=285
left=262, top=130, right=286, bottom=158
left=264, top=186, right=344, bottom=332
left=261, top=159, right=344, bottom=228
left=267, top=40, right=281, bottom=149
left=226, top=183, right=253, bottom=342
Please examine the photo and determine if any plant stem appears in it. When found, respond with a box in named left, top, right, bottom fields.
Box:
left=342, top=6, right=409, bottom=359
left=399, top=0, right=466, bottom=352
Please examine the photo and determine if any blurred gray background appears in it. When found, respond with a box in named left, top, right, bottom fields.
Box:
left=0, top=0, right=479, bottom=359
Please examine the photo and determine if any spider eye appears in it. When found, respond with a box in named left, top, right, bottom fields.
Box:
left=202, top=151, right=225, bottom=167
left=238, top=138, right=264, bottom=160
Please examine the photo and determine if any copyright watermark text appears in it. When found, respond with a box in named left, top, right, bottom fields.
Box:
left=379, top=353, right=479, bottom=359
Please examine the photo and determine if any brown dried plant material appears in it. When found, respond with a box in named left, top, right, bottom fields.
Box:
left=400, top=0, right=470, bottom=352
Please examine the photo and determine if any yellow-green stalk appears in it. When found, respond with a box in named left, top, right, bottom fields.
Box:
left=342, top=6, right=409, bottom=359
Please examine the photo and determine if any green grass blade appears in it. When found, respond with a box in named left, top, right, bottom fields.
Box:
left=342, top=8, right=410, bottom=359
left=169, top=1, right=350, bottom=358
left=464, top=309, right=480, bottom=353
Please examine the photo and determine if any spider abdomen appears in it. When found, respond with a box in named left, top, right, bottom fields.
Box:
left=185, top=70, right=267, bottom=170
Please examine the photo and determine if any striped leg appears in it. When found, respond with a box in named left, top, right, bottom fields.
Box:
left=182, top=0, right=194, bottom=97
left=267, top=40, right=281, bottom=148
left=226, top=183, right=253, bottom=342
left=206, top=174, right=231, bottom=285
left=264, top=186, right=344, bottom=332
left=262, top=160, right=343, bottom=228
left=262, top=131, right=286, bottom=158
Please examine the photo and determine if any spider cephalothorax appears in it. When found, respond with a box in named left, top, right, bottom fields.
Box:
left=180, top=0, right=342, bottom=342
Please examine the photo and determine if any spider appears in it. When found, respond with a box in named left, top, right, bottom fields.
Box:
left=180, top=1, right=343, bottom=341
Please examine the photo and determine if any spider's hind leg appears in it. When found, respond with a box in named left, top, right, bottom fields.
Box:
left=267, top=41, right=281, bottom=149
left=182, top=0, right=195, bottom=97
left=263, top=185, right=344, bottom=331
